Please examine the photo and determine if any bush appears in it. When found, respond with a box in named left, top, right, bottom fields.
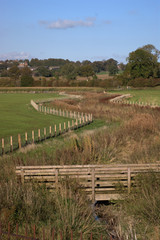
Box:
left=21, top=75, right=34, bottom=87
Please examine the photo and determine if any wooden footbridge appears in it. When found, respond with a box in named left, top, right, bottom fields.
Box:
left=16, top=163, right=160, bottom=202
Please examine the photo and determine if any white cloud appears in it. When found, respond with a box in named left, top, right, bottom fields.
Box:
left=0, top=52, right=32, bottom=60
left=39, top=18, right=96, bottom=29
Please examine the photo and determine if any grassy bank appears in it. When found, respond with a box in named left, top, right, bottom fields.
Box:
left=109, top=88, right=160, bottom=105
left=0, top=92, right=70, bottom=138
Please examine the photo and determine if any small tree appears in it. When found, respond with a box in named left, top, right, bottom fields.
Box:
left=8, top=65, right=21, bottom=86
left=20, top=67, right=34, bottom=86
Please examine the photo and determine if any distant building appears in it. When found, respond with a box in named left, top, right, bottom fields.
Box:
left=49, top=66, right=60, bottom=70
left=18, top=61, right=28, bottom=68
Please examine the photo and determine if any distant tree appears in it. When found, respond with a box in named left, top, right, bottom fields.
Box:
left=21, top=75, right=34, bottom=86
left=108, top=64, right=119, bottom=76
left=8, top=65, right=21, bottom=86
left=82, top=60, right=92, bottom=66
left=126, top=48, right=159, bottom=78
left=78, top=65, right=95, bottom=77
left=140, top=44, right=160, bottom=60
left=104, top=58, right=118, bottom=75
left=92, top=61, right=105, bottom=73
left=20, top=66, right=34, bottom=86
left=118, top=63, right=126, bottom=71
left=61, top=63, right=78, bottom=80
left=37, top=66, right=52, bottom=77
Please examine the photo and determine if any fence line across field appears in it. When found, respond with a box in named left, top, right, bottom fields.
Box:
left=30, top=100, right=93, bottom=121
left=0, top=100, right=93, bottom=155
left=16, top=163, right=160, bottom=202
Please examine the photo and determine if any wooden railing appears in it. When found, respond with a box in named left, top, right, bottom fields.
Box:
left=16, top=163, right=160, bottom=202
left=31, top=100, right=93, bottom=121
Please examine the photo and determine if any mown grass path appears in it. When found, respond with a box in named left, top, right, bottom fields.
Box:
left=0, top=93, right=69, bottom=138
left=109, top=89, right=160, bottom=105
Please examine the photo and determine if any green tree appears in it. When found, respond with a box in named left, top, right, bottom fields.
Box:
left=37, top=66, right=52, bottom=77
left=8, top=65, right=21, bottom=86
left=140, top=44, right=160, bottom=60
left=104, top=58, right=118, bottom=75
left=21, top=67, right=34, bottom=86
left=61, top=63, right=78, bottom=80
left=78, top=65, right=95, bottom=77
left=126, top=48, right=159, bottom=78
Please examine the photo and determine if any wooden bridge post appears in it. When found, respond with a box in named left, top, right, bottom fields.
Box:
left=20, top=168, right=24, bottom=184
left=55, top=169, right=59, bottom=188
left=127, top=168, right=131, bottom=194
left=91, top=168, right=95, bottom=202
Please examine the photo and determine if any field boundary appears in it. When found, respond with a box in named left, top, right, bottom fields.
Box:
left=110, top=94, right=160, bottom=108
left=31, top=99, right=93, bottom=120
left=0, top=101, right=93, bottom=156
left=16, top=163, right=160, bottom=202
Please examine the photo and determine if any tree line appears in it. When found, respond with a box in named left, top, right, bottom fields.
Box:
left=0, top=44, right=160, bottom=88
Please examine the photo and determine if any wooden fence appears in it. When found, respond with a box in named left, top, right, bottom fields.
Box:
left=16, top=163, right=160, bottom=202
left=1, top=118, right=92, bottom=156
left=0, top=101, right=93, bottom=156
left=31, top=100, right=93, bottom=120
left=110, top=95, right=160, bottom=108
left=0, top=222, right=103, bottom=240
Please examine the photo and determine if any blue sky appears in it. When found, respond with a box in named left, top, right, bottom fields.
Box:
left=0, top=0, right=159, bottom=63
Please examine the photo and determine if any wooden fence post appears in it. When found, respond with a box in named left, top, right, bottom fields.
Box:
left=2, top=138, right=4, bottom=155
left=18, top=134, right=21, bottom=149
left=25, top=132, right=28, bottom=145
left=54, top=125, right=57, bottom=136
left=32, top=130, right=34, bottom=144
left=127, top=168, right=131, bottom=194
left=10, top=136, right=13, bottom=152
left=44, top=128, right=46, bottom=139
left=76, top=119, right=78, bottom=129
left=64, top=122, right=66, bottom=132
left=72, top=120, right=74, bottom=129
left=79, top=118, right=82, bottom=126
left=49, top=126, right=52, bottom=137
left=38, top=129, right=41, bottom=141
left=68, top=121, right=70, bottom=130
left=82, top=117, right=85, bottom=125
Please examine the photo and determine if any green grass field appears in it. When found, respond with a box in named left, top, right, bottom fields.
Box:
left=0, top=93, right=70, bottom=139
left=110, top=89, right=160, bottom=105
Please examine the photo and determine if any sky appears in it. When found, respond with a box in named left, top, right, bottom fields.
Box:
left=0, top=0, right=159, bottom=63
